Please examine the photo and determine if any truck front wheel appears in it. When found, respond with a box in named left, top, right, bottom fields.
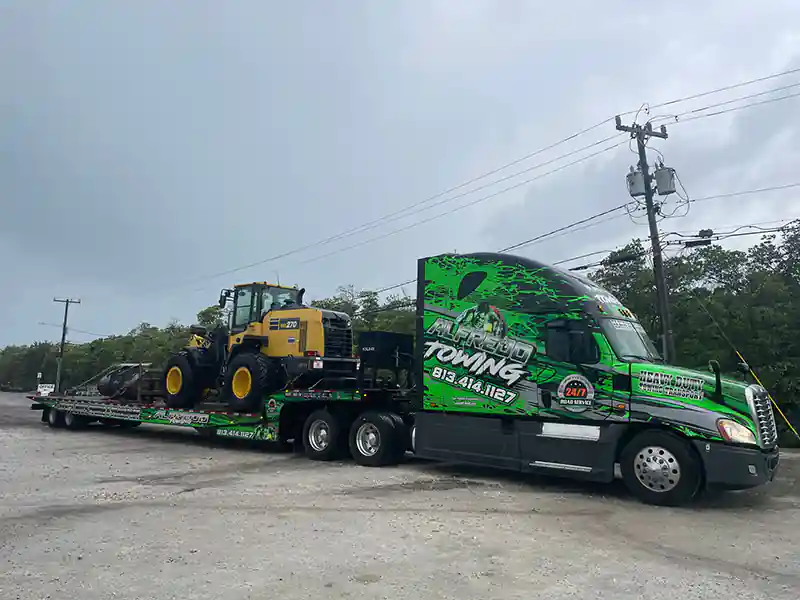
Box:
left=619, top=430, right=702, bottom=506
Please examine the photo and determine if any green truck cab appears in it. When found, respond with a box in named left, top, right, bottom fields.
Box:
left=413, top=252, right=780, bottom=505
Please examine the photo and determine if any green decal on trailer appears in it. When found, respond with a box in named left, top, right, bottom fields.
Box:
left=216, top=424, right=278, bottom=441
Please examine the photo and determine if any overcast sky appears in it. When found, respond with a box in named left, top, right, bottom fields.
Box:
left=2, top=1, right=800, bottom=347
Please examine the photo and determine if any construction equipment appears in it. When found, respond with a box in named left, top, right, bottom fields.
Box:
left=162, top=282, right=356, bottom=412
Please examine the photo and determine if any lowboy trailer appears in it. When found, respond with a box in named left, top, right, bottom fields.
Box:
left=28, top=252, right=781, bottom=506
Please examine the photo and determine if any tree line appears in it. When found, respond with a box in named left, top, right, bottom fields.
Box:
left=2, top=227, right=798, bottom=444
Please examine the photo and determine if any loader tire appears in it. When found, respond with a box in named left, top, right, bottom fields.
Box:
left=223, top=353, right=273, bottom=413
left=163, top=352, right=200, bottom=409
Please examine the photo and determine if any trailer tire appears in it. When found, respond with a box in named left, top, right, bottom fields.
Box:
left=46, top=408, right=65, bottom=428
left=619, top=430, right=702, bottom=507
left=164, top=352, right=200, bottom=409
left=223, top=352, right=273, bottom=413
left=63, top=411, right=88, bottom=430
left=302, top=409, right=345, bottom=461
left=349, top=411, right=400, bottom=467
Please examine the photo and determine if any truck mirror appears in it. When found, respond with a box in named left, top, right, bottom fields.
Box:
left=737, top=361, right=750, bottom=375
left=218, top=293, right=226, bottom=308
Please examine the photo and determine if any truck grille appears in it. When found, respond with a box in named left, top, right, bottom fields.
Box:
left=323, top=320, right=353, bottom=358
left=751, top=388, right=778, bottom=448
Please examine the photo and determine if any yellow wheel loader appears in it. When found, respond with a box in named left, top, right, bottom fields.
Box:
left=162, top=283, right=356, bottom=412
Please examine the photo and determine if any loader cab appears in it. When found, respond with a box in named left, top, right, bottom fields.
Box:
left=226, top=283, right=304, bottom=334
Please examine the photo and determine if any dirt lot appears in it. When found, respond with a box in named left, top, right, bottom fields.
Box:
left=0, top=392, right=798, bottom=600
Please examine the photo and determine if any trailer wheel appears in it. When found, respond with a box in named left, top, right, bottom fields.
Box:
left=349, top=411, right=399, bottom=467
left=46, top=408, right=65, bottom=428
left=619, top=430, right=702, bottom=506
left=164, top=352, right=200, bottom=409
left=63, top=411, right=88, bottom=430
left=302, top=409, right=345, bottom=461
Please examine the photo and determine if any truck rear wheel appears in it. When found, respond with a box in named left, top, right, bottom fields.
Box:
left=302, top=409, right=345, bottom=461
left=163, top=352, right=200, bottom=409
left=223, top=353, right=273, bottom=413
left=619, top=430, right=702, bottom=506
left=386, top=412, right=409, bottom=462
left=349, top=411, right=401, bottom=467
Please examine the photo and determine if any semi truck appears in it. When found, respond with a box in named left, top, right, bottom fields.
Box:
left=28, top=252, right=781, bottom=506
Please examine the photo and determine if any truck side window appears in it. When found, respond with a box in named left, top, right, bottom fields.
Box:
left=546, top=321, right=599, bottom=364
left=546, top=327, right=571, bottom=362
left=569, top=329, right=600, bottom=364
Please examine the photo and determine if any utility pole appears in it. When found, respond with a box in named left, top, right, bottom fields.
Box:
left=53, top=297, right=80, bottom=393
left=615, top=116, right=675, bottom=362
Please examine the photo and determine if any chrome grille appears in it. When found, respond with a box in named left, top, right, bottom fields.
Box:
left=750, top=388, right=778, bottom=448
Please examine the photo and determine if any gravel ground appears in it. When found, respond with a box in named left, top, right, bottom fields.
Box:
left=0, top=391, right=798, bottom=600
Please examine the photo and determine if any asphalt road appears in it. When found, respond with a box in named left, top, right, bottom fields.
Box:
left=0, top=392, right=798, bottom=600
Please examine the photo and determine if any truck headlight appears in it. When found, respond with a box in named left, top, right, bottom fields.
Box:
left=717, top=419, right=757, bottom=445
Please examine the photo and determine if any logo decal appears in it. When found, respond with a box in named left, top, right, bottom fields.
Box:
left=424, top=316, right=535, bottom=388
left=556, top=374, right=595, bottom=412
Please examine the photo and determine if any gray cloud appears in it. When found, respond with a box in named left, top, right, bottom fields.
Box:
left=1, top=1, right=800, bottom=345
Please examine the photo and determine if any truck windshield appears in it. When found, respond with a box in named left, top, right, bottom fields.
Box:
left=600, top=318, right=662, bottom=363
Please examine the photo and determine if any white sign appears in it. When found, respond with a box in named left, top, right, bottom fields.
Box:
left=37, top=383, right=55, bottom=396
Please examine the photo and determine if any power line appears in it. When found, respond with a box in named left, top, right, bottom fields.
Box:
left=158, top=67, right=800, bottom=292
left=268, top=87, right=800, bottom=281
left=500, top=201, right=631, bottom=253
left=642, top=66, right=800, bottom=112
left=369, top=182, right=800, bottom=296
left=38, top=321, right=112, bottom=339
left=289, top=139, right=629, bottom=269
left=648, top=80, right=800, bottom=124
left=670, top=91, right=800, bottom=125
left=690, top=182, right=800, bottom=204
left=177, top=138, right=628, bottom=292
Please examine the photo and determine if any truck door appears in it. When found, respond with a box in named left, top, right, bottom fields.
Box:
left=518, top=319, right=627, bottom=482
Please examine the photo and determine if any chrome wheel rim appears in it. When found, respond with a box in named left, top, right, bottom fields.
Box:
left=355, top=423, right=380, bottom=456
left=634, top=445, right=681, bottom=492
left=308, top=419, right=330, bottom=452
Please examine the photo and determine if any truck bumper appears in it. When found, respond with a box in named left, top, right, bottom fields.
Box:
left=693, top=440, right=780, bottom=490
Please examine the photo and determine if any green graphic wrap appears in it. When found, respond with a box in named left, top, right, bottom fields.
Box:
left=420, top=252, right=762, bottom=443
